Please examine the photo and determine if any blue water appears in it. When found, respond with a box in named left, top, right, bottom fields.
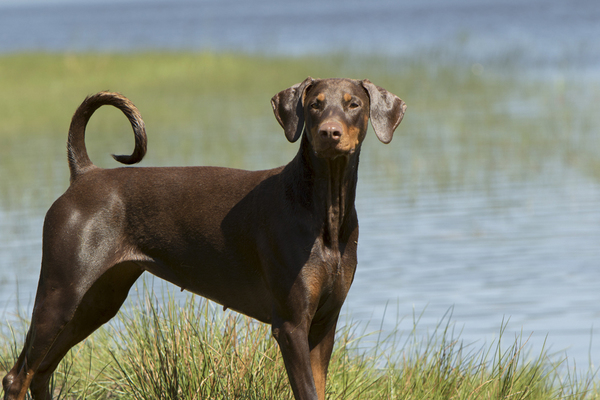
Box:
left=1, top=0, right=600, bottom=375
left=1, top=0, right=599, bottom=72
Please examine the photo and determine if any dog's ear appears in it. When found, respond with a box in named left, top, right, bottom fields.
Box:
left=271, top=77, right=315, bottom=142
left=361, top=79, right=406, bottom=144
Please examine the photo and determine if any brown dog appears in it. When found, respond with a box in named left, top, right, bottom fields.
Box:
left=2, top=77, right=405, bottom=400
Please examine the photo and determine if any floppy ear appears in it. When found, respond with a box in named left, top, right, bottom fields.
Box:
left=361, top=79, right=407, bottom=144
left=271, top=77, right=315, bottom=142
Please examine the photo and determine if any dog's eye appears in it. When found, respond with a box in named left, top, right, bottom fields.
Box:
left=349, top=102, right=360, bottom=109
left=310, top=102, right=320, bottom=110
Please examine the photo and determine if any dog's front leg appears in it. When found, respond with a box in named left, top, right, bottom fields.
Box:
left=272, top=317, right=319, bottom=400
left=308, top=319, right=338, bottom=400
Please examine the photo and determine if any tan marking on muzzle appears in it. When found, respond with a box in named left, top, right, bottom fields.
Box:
left=349, top=126, right=361, bottom=148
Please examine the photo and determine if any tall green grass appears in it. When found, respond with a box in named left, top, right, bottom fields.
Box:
left=1, top=285, right=598, bottom=399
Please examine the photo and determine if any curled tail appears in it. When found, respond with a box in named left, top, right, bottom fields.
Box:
left=67, top=91, right=147, bottom=182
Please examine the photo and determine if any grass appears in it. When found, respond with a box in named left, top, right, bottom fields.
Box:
left=1, top=52, right=599, bottom=209
left=1, top=285, right=598, bottom=399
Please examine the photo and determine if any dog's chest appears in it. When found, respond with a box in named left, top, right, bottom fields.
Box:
left=309, top=236, right=356, bottom=291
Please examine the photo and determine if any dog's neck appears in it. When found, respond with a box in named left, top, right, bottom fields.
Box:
left=290, top=134, right=360, bottom=248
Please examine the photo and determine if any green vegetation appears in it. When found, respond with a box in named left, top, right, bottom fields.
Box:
left=1, top=52, right=599, bottom=209
left=1, top=285, right=598, bottom=399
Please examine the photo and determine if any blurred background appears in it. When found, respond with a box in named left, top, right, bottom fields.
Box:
left=1, top=0, right=600, bottom=373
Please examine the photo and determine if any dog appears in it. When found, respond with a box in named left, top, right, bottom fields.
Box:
left=2, top=77, right=405, bottom=400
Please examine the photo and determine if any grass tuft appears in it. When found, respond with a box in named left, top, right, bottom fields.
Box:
left=2, top=285, right=599, bottom=399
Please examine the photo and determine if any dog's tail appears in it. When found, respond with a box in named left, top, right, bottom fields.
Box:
left=67, top=91, right=147, bottom=183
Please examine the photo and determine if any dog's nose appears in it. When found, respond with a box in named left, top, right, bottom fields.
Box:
left=318, top=121, right=343, bottom=141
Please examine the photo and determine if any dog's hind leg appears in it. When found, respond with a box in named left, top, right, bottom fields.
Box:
left=2, top=260, right=143, bottom=400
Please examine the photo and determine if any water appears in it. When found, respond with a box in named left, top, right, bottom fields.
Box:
left=1, top=0, right=599, bottom=72
left=351, top=173, right=600, bottom=363
left=1, top=0, right=600, bottom=373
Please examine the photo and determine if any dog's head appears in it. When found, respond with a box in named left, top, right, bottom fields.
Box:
left=271, top=77, right=406, bottom=158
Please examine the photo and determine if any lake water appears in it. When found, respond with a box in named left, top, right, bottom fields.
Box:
left=1, top=0, right=599, bottom=72
left=1, top=0, right=600, bottom=374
